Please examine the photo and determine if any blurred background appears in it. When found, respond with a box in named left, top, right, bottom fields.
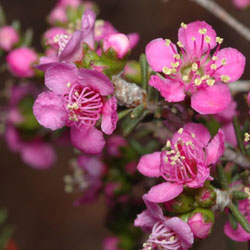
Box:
left=0, top=0, right=250, bottom=249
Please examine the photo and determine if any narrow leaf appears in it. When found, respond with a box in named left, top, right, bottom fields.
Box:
left=118, top=109, right=132, bottom=120
left=216, top=164, right=228, bottom=190
left=233, top=116, right=246, bottom=154
left=130, top=104, right=144, bottom=119
left=139, top=54, right=148, bottom=90
left=229, top=212, right=238, bottom=230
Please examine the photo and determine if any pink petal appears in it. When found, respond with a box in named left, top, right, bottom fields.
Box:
left=70, top=126, right=105, bottom=154
left=149, top=75, right=185, bottom=102
left=78, top=68, right=114, bottom=96
left=224, top=221, right=250, bottom=242
left=222, top=122, right=237, bottom=147
left=145, top=38, right=176, bottom=72
left=178, top=21, right=217, bottom=56
left=101, top=96, right=118, bottom=135
left=146, top=182, right=183, bottom=203
left=213, top=48, right=246, bottom=83
left=5, top=126, right=22, bottom=152
left=33, top=91, right=67, bottom=130
left=137, top=152, right=161, bottom=177
left=165, top=217, right=194, bottom=249
left=206, top=129, right=225, bottom=166
left=191, top=84, right=231, bottom=114
left=134, top=210, right=157, bottom=233
left=127, top=32, right=140, bottom=49
left=187, top=164, right=210, bottom=188
left=45, top=62, right=78, bottom=95
left=21, top=141, right=56, bottom=169
left=59, top=30, right=83, bottom=62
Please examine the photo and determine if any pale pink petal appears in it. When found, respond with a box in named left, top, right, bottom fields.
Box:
left=21, top=141, right=56, bottom=169
left=149, top=75, right=185, bottom=102
left=137, top=152, right=161, bottom=177
left=145, top=38, right=176, bottom=72
left=101, top=97, right=118, bottom=135
left=70, top=126, right=105, bottom=154
left=178, top=21, right=217, bottom=56
left=224, top=221, right=250, bottom=242
left=191, top=84, right=231, bottom=114
left=128, top=32, right=140, bottom=49
left=213, top=48, right=246, bottom=83
left=78, top=68, right=114, bottom=96
left=146, top=182, right=183, bottom=203
left=45, top=62, right=78, bottom=95
left=222, top=123, right=237, bottom=147
left=5, top=126, right=23, bottom=152
left=206, top=129, right=225, bottom=166
left=134, top=210, right=157, bottom=233
left=33, top=91, right=67, bottom=130
left=165, top=217, right=194, bottom=249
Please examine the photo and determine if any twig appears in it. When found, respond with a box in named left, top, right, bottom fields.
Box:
left=191, top=0, right=250, bottom=42
left=229, top=81, right=250, bottom=94
left=224, top=148, right=250, bottom=169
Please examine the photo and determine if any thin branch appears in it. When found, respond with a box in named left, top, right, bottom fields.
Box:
left=229, top=81, right=250, bottom=94
left=191, top=0, right=250, bottom=42
left=224, top=148, right=250, bottom=169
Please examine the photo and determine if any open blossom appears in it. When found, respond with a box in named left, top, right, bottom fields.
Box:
left=146, top=21, right=245, bottom=114
left=135, top=196, right=194, bottom=250
left=7, top=48, right=38, bottom=78
left=137, top=123, right=225, bottom=203
left=33, top=62, right=118, bottom=154
left=0, top=26, right=19, bottom=51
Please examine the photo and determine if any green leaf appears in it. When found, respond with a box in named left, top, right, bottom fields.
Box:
left=139, top=54, right=148, bottom=90
left=231, top=191, right=248, bottom=200
left=233, top=116, right=246, bottom=154
left=118, top=109, right=133, bottom=120
left=216, top=164, right=228, bottom=190
left=130, top=104, right=144, bottom=119
left=0, top=6, right=6, bottom=26
left=229, top=212, right=238, bottom=230
left=22, top=28, right=33, bottom=47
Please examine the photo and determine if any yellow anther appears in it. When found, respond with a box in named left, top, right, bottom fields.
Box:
left=216, top=37, right=223, bottom=44
left=171, top=62, right=180, bottom=68
left=186, top=141, right=193, bottom=146
left=221, top=75, right=230, bottom=83
left=171, top=68, right=177, bottom=74
left=211, top=64, right=217, bottom=70
left=194, top=78, right=202, bottom=86
left=166, top=140, right=171, bottom=148
left=207, top=79, right=215, bottom=86
left=163, top=66, right=172, bottom=75
left=212, top=56, right=218, bottom=61
left=164, top=157, right=168, bottom=163
left=221, top=58, right=227, bottom=65
left=199, top=28, right=207, bottom=35
left=165, top=39, right=171, bottom=46
left=173, top=54, right=181, bottom=59
left=244, top=133, right=250, bottom=142
left=72, top=103, right=79, bottom=110
left=170, top=161, right=176, bottom=166
left=177, top=41, right=184, bottom=48
left=191, top=133, right=195, bottom=138
left=183, top=75, right=189, bottom=82
left=205, top=35, right=211, bottom=43
left=75, top=92, right=79, bottom=96
left=201, top=74, right=210, bottom=80
left=180, top=156, right=186, bottom=160
left=67, top=104, right=72, bottom=109
left=191, top=63, right=198, bottom=71
left=181, top=22, right=187, bottom=29
left=170, top=150, right=176, bottom=154
left=191, top=37, right=196, bottom=41
left=67, top=82, right=71, bottom=88
left=178, top=128, right=184, bottom=134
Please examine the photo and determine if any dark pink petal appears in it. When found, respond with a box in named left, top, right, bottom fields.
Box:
left=222, top=122, right=237, bottom=147
left=206, top=129, right=225, bottom=166
left=191, top=84, right=231, bottom=114
left=146, top=182, right=183, bottom=203
left=36, top=56, right=58, bottom=71
left=5, top=126, right=23, bottom=152
left=70, top=126, right=105, bottom=154
left=134, top=210, right=157, bottom=233
left=33, top=91, right=67, bottom=130
left=149, top=75, right=185, bottom=102
left=145, top=38, right=176, bottom=72
left=78, top=68, right=114, bottom=96
left=21, top=141, right=56, bottom=169
left=143, top=195, right=164, bottom=220
left=137, top=152, right=161, bottom=177
left=45, top=62, right=78, bottom=95
left=213, top=48, right=246, bottom=83
left=187, top=164, right=210, bottom=188
left=165, top=217, right=194, bottom=249
left=59, top=30, right=83, bottom=62
left=178, top=21, right=217, bottom=56
left=101, top=96, right=118, bottom=135
left=224, top=221, right=250, bottom=242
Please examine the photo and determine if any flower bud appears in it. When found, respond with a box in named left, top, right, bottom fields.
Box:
left=232, top=0, right=250, bottom=10
left=164, top=193, right=195, bottom=214
left=187, top=208, right=215, bottom=239
left=103, top=33, right=130, bottom=59
left=195, top=186, right=216, bottom=208
left=7, top=48, right=38, bottom=78
left=122, top=60, right=141, bottom=84
left=0, top=26, right=19, bottom=51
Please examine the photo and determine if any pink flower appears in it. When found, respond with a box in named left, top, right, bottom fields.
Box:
left=146, top=21, right=245, bottom=114
left=224, top=198, right=250, bottom=241
left=0, top=26, right=19, bottom=51
left=43, top=27, right=67, bottom=48
left=103, top=236, right=120, bottom=250
left=135, top=196, right=194, bottom=250
left=137, top=123, right=225, bottom=203
left=106, top=135, right=127, bottom=157
left=232, top=0, right=250, bottom=9
left=48, top=5, right=68, bottom=24
left=7, top=48, right=38, bottom=78
left=33, top=62, right=118, bottom=154
left=58, top=0, right=81, bottom=7
left=103, top=33, right=130, bottom=59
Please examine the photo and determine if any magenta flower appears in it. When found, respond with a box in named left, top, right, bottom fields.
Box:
left=43, top=27, right=67, bottom=48
left=33, top=62, right=118, bottom=154
left=232, top=0, right=250, bottom=9
left=106, top=135, right=127, bottom=157
left=137, top=123, right=225, bottom=203
left=146, top=21, right=245, bottom=114
left=135, top=196, right=194, bottom=250
left=0, top=26, right=19, bottom=51
left=7, top=48, right=38, bottom=78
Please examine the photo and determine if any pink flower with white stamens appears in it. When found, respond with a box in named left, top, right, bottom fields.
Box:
left=146, top=21, right=245, bottom=114
left=33, top=62, right=118, bottom=154
left=137, top=123, right=225, bottom=203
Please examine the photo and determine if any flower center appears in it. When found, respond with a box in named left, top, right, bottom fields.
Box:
left=64, top=84, right=103, bottom=128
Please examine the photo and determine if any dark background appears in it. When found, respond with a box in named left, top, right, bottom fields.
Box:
left=0, top=0, right=250, bottom=249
